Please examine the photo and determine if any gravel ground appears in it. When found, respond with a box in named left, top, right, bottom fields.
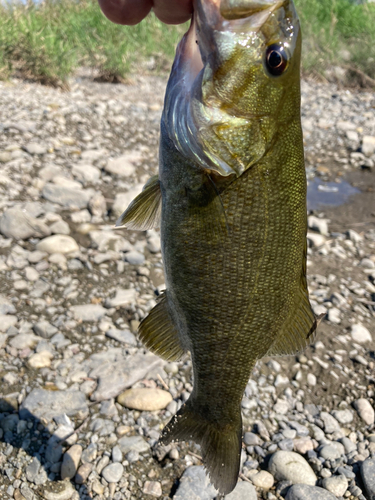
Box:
left=0, top=73, right=374, bottom=500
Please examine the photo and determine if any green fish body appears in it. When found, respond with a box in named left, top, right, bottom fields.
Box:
left=117, top=0, right=320, bottom=494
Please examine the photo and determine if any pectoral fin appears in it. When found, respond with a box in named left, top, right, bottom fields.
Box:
left=115, top=175, right=162, bottom=230
left=138, top=292, right=185, bottom=361
left=266, top=293, right=324, bottom=357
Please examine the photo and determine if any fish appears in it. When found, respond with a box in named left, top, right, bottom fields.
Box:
left=116, top=0, right=322, bottom=494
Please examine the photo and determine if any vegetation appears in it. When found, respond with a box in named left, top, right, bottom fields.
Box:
left=0, top=0, right=374, bottom=88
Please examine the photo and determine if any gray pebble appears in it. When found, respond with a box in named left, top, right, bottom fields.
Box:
left=286, top=484, right=337, bottom=500
left=361, top=458, right=375, bottom=500
left=101, top=462, right=124, bottom=483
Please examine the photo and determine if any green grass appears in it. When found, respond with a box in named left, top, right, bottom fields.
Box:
left=0, top=0, right=374, bottom=88
left=295, top=0, right=375, bottom=85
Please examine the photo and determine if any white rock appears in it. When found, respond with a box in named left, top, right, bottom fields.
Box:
left=322, top=475, right=348, bottom=497
left=28, top=351, right=53, bottom=369
left=105, top=288, right=136, bottom=308
left=105, top=152, right=142, bottom=177
left=0, top=314, right=18, bottom=332
left=353, top=399, right=375, bottom=425
left=307, top=232, right=326, bottom=248
left=362, top=135, right=375, bottom=156
left=308, top=216, right=329, bottom=236
left=350, top=324, right=372, bottom=343
left=70, top=304, right=107, bottom=322
left=249, top=470, right=274, bottom=489
left=117, top=388, right=172, bottom=411
left=36, top=235, right=79, bottom=254
left=72, top=163, right=101, bottom=183
left=327, top=307, right=341, bottom=324
left=49, top=220, right=70, bottom=235
left=268, top=451, right=317, bottom=485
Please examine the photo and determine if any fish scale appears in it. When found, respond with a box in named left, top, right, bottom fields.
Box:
left=116, top=0, right=320, bottom=494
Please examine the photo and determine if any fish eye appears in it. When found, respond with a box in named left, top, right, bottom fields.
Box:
left=265, top=44, right=289, bottom=77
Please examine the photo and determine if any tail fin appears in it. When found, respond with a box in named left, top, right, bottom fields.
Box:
left=160, top=400, right=242, bottom=495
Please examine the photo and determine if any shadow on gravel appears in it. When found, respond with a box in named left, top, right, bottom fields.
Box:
left=0, top=398, right=90, bottom=500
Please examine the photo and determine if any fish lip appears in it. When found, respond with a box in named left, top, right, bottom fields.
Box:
left=219, top=0, right=287, bottom=22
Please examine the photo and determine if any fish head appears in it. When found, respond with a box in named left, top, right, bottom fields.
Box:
left=163, top=0, right=302, bottom=178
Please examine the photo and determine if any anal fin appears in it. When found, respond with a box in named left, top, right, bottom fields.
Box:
left=266, top=292, right=324, bottom=357
left=116, top=175, right=162, bottom=231
left=139, top=292, right=185, bottom=361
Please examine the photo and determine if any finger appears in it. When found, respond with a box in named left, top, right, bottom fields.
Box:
left=98, top=0, right=153, bottom=25
left=153, top=0, right=193, bottom=24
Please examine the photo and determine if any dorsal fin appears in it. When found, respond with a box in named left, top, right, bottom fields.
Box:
left=139, top=292, right=185, bottom=361
left=115, top=175, right=162, bottom=231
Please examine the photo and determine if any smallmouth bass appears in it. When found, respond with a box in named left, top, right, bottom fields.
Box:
left=117, top=0, right=321, bottom=494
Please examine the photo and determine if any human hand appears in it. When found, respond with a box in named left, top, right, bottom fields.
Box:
left=98, top=0, right=193, bottom=25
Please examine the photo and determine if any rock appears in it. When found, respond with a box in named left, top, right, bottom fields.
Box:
left=42, top=481, right=75, bottom=500
left=28, top=351, right=53, bottom=369
left=332, top=409, right=353, bottom=424
left=72, top=163, right=101, bottom=184
left=101, top=462, right=124, bottom=483
left=105, top=328, right=136, bottom=345
left=105, top=288, right=136, bottom=308
left=350, top=324, right=372, bottom=343
left=112, top=446, right=122, bottom=463
left=249, top=470, right=274, bottom=489
left=142, top=481, right=162, bottom=498
left=70, top=304, right=107, bottom=322
left=42, top=183, right=92, bottom=209
left=0, top=207, right=51, bottom=240
left=20, top=388, right=88, bottom=421
left=90, top=351, right=164, bottom=401
left=173, top=466, right=218, bottom=500
left=25, top=142, right=47, bottom=155
left=320, top=412, right=341, bottom=433
left=33, top=320, right=58, bottom=339
left=293, top=438, right=314, bottom=454
left=308, top=216, right=329, bottom=236
left=319, top=443, right=345, bottom=460
left=361, top=458, right=375, bottom=500
left=322, top=475, right=348, bottom=497
left=9, top=332, right=38, bottom=349
left=105, top=151, right=142, bottom=177
left=327, top=307, right=341, bottom=324
left=61, top=444, right=82, bottom=480
left=268, top=451, right=317, bottom=485
left=75, top=463, right=93, bottom=484
left=353, top=398, right=375, bottom=425
left=117, top=388, right=172, bottom=411
left=362, top=135, right=375, bottom=156
left=49, top=220, right=70, bottom=235
left=88, top=192, right=106, bottom=217
left=36, top=235, right=79, bottom=254
left=307, top=232, right=326, bottom=248
left=125, top=250, right=145, bottom=265
left=286, top=484, right=337, bottom=500
left=225, top=482, right=257, bottom=500
left=117, top=435, right=150, bottom=455
left=112, top=185, right=143, bottom=217
left=0, top=314, right=18, bottom=332
left=0, top=296, right=16, bottom=315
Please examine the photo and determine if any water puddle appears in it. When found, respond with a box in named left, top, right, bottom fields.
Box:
left=307, top=178, right=360, bottom=211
